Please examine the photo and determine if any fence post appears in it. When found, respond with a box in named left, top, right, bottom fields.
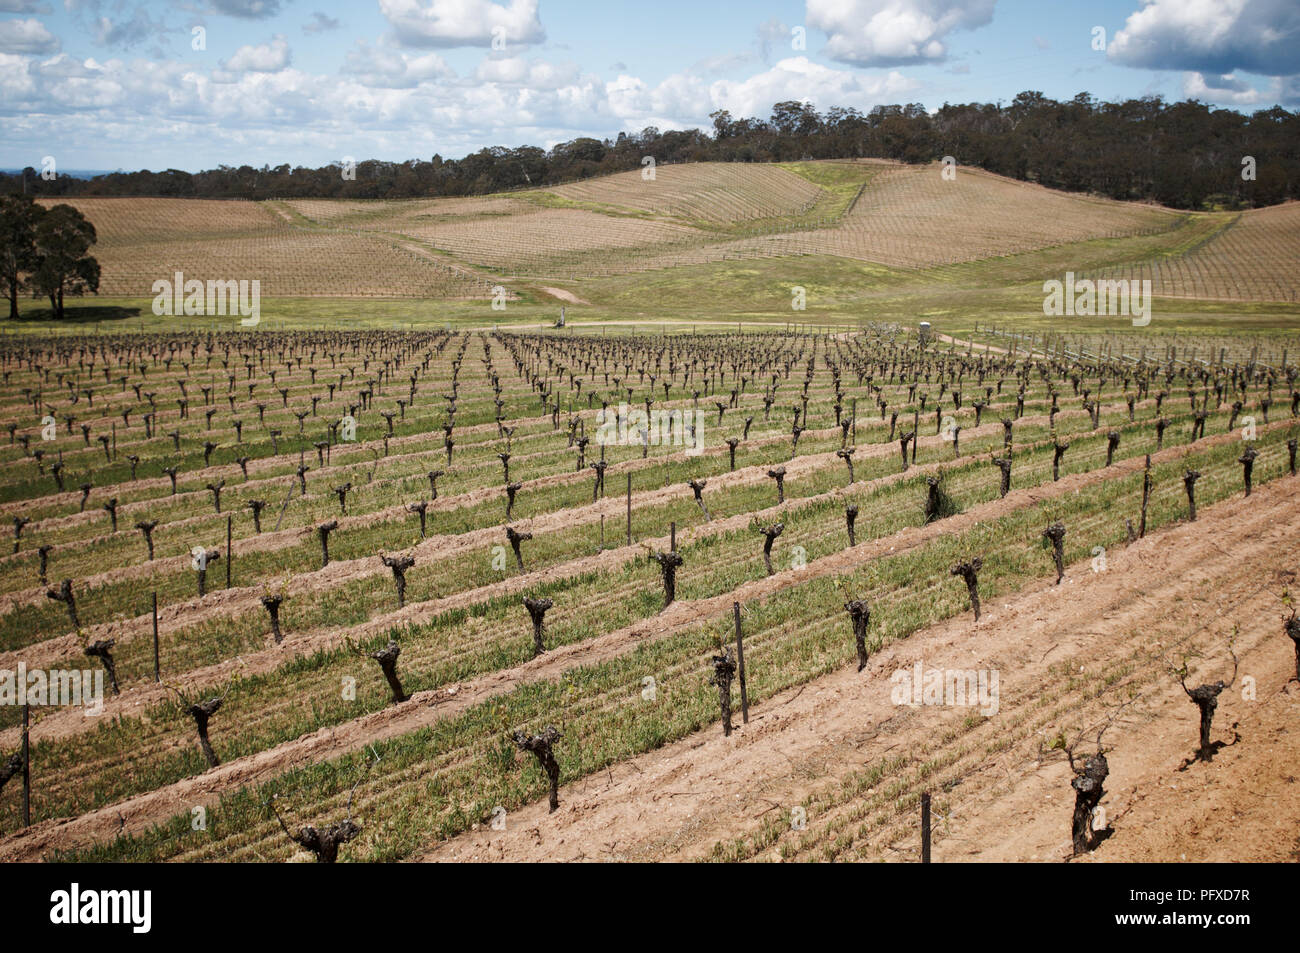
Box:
left=21, top=703, right=31, bottom=827
left=626, top=471, right=632, bottom=546
left=733, top=602, right=748, bottom=724
left=152, top=591, right=160, bottom=682
left=921, top=791, right=931, bottom=863
left=226, top=514, right=232, bottom=589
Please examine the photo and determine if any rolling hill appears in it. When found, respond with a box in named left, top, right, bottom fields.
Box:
left=39, top=161, right=1300, bottom=304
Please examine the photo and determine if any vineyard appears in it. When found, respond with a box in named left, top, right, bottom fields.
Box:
left=548, top=162, right=824, bottom=225
left=360, top=207, right=704, bottom=275
left=644, top=162, right=1183, bottom=274
left=37, top=198, right=497, bottom=300
left=371, top=160, right=1189, bottom=280
left=1082, top=201, right=1300, bottom=303
left=44, top=160, right=1300, bottom=307
left=0, top=323, right=1296, bottom=863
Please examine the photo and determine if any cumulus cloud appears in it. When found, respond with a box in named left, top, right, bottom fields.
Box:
left=303, top=12, right=340, bottom=35
left=0, top=52, right=39, bottom=104
left=220, top=35, right=291, bottom=73
left=31, top=52, right=100, bottom=79
left=1108, top=0, right=1300, bottom=77
left=1183, top=71, right=1296, bottom=107
left=475, top=55, right=579, bottom=88
left=0, top=17, right=60, bottom=54
left=343, top=41, right=454, bottom=88
left=380, top=0, right=545, bottom=49
left=0, top=32, right=924, bottom=170
left=807, top=0, right=997, bottom=66
left=1183, top=71, right=1265, bottom=105
left=604, top=57, right=919, bottom=133
left=709, top=56, right=918, bottom=119
left=0, top=52, right=195, bottom=117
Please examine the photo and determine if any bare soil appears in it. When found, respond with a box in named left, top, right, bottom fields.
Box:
left=537, top=287, right=591, bottom=306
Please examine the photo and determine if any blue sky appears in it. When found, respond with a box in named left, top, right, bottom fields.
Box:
left=1, top=0, right=1296, bottom=172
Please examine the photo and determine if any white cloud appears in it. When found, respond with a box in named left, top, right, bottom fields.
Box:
left=221, top=35, right=291, bottom=73
left=1183, top=71, right=1287, bottom=106
left=1183, top=72, right=1256, bottom=104
left=1108, top=0, right=1300, bottom=77
left=604, top=57, right=919, bottom=133
left=380, top=0, right=545, bottom=49
left=31, top=53, right=98, bottom=78
left=475, top=55, right=578, bottom=89
left=0, top=39, right=924, bottom=170
left=0, top=17, right=60, bottom=54
left=343, top=41, right=454, bottom=88
left=0, top=52, right=39, bottom=103
left=807, top=0, right=997, bottom=66
left=710, top=57, right=918, bottom=120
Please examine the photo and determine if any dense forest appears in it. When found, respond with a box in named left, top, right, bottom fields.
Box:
left=5, top=92, right=1297, bottom=210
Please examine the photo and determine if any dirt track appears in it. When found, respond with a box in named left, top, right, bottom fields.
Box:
left=413, top=475, right=1300, bottom=863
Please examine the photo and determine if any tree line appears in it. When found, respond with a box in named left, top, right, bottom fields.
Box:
left=4, top=92, right=1296, bottom=210
left=0, top=197, right=99, bottom=320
